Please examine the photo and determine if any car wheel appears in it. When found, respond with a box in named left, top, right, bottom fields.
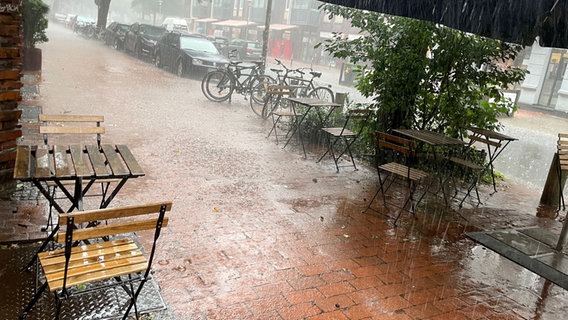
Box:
left=113, top=39, right=119, bottom=50
left=155, top=53, right=162, bottom=68
left=176, top=60, right=184, bottom=77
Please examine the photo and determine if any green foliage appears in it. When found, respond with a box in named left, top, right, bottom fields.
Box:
left=23, top=0, right=49, bottom=48
left=318, top=5, right=527, bottom=141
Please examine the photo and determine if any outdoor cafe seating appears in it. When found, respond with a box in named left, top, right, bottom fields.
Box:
left=13, top=112, right=168, bottom=319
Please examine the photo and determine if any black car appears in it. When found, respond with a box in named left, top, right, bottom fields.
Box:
left=154, top=32, right=230, bottom=77
left=124, top=23, right=166, bottom=60
left=226, top=39, right=262, bottom=60
left=103, top=22, right=130, bottom=50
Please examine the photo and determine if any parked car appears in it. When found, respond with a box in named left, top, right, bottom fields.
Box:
left=226, top=39, right=262, bottom=60
left=207, top=36, right=229, bottom=54
left=153, top=32, right=229, bottom=77
left=72, top=16, right=96, bottom=34
left=103, top=22, right=130, bottom=50
left=124, top=23, right=166, bottom=60
left=162, top=17, right=189, bottom=33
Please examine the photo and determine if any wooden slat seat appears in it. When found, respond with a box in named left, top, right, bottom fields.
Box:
left=20, top=201, right=172, bottom=320
left=379, top=162, right=429, bottom=181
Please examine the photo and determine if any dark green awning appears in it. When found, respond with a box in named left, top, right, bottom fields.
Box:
left=318, top=0, right=568, bottom=48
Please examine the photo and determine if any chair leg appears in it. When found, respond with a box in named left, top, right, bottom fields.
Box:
left=121, top=279, right=148, bottom=320
left=316, top=134, right=333, bottom=164
left=20, top=282, right=48, bottom=320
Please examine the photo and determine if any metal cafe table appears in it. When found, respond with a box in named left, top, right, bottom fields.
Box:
left=282, top=97, right=343, bottom=158
left=393, top=129, right=467, bottom=204
left=14, top=144, right=145, bottom=213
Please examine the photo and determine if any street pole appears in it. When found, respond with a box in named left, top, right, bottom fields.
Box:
left=261, top=0, right=272, bottom=73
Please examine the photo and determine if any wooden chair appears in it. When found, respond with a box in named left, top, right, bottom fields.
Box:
left=39, top=114, right=110, bottom=229
left=20, top=201, right=172, bottom=320
left=317, top=107, right=372, bottom=172
left=443, top=145, right=485, bottom=208
left=265, top=85, right=300, bottom=145
left=39, top=114, right=105, bottom=147
left=557, top=133, right=568, bottom=210
left=365, top=131, right=429, bottom=226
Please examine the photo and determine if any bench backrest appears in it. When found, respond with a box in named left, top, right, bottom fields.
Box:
left=39, top=114, right=105, bottom=146
left=56, top=201, right=171, bottom=243
left=558, top=133, right=568, bottom=170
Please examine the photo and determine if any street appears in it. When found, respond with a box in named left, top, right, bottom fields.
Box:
left=18, top=22, right=568, bottom=319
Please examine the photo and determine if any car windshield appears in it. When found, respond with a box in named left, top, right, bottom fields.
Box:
left=180, top=37, right=219, bottom=54
left=140, top=25, right=165, bottom=36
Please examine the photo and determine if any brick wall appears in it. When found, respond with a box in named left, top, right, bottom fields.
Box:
left=0, top=0, right=23, bottom=195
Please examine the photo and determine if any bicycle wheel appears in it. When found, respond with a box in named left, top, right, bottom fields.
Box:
left=309, top=86, right=335, bottom=102
left=261, top=94, right=281, bottom=119
left=250, top=81, right=272, bottom=117
left=202, top=70, right=233, bottom=102
left=249, top=75, right=275, bottom=104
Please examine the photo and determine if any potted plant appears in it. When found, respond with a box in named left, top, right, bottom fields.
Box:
left=23, top=0, right=49, bottom=71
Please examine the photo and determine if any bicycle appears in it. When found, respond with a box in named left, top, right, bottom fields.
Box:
left=201, top=60, right=274, bottom=103
left=249, top=59, right=306, bottom=117
left=252, top=59, right=335, bottom=119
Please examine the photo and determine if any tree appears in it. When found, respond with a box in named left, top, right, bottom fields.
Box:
left=95, top=0, right=111, bottom=29
left=23, top=0, right=49, bottom=48
left=318, top=5, right=527, bottom=139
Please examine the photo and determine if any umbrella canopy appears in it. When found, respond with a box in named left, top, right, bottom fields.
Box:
left=318, top=0, right=568, bottom=48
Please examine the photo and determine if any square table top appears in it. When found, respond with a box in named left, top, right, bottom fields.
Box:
left=393, top=129, right=466, bottom=147
left=468, top=126, right=518, bottom=141
left=14, top=144, right=144, bottom=181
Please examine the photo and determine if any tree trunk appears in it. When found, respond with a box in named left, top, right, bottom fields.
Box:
left=96, top=0, right=111, bottom=30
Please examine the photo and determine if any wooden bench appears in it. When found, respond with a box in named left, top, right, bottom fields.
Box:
left=20, top=201, right=172, bottom=320
left=365, top=132, right=429, bottom=226
left=39, top=114, right=105, bottom=146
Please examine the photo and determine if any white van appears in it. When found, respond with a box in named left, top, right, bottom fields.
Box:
left=162, top=17, right=189, bottom=33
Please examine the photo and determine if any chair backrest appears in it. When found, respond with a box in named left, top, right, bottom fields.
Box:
left=267, top=85, right=297, bottom=98
left=558, top=133, right=568, bottom=170
left=337, top=108, right=373, bottom=135
left=376, top=131, right=416, bottom=156
left=56, top=201, right=171, bottom=243
left=39, top=114, right=105, bottom=146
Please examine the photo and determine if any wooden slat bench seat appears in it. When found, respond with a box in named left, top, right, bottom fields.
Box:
left=20, top=201, right=172, bottom=320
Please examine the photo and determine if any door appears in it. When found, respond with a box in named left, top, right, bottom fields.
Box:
left=539, top=51, right=568, bottom=108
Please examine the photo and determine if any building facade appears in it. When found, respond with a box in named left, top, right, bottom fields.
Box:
left=519, top=42, right=568, bottom=113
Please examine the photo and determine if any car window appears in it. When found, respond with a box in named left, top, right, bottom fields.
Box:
left=246, top=42, right=260, bottom=49
left=141, top=25, right=165, bottom=36
left=180, top=37, right=220, bottom=54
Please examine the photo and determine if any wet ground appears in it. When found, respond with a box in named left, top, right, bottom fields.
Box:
left=3, top=23, right=568, bottom=319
